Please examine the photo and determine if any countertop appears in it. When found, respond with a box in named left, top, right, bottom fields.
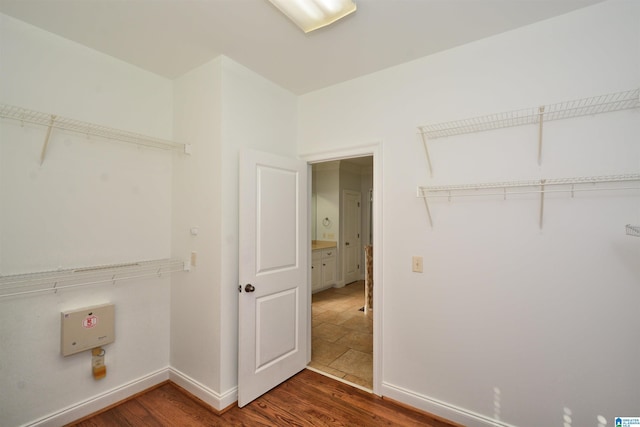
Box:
left=312, top=240, right=337, bottom=250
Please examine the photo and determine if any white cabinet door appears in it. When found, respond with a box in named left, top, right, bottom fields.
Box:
left=311, top=251, right=322, bottom=292
left=238, top=149, right=308, bottom=407
left=322, top=249, right=336, bottom=288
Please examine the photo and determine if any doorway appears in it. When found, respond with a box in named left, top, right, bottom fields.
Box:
left=308, top=155, right=375, bottom=391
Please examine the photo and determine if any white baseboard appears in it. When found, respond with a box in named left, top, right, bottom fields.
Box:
left=25, top=369, right=506, bottom=427
left=381, top=382, right=517, bottom=427
left=169, top=367, right=237, bottom=412
left=23, top=367, right=238, bottom=426
left=25, top=368, right=170, bottom=427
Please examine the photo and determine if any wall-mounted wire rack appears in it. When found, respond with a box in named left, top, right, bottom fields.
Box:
left=0, top=103, right=191, bottom=165
left=417, top=88, right=639, bottom=176
left=626, top=224, right=640, bottom=237
left=0, top=258, right=188, bottom=299
left=417, top=173, right=640, bottom=228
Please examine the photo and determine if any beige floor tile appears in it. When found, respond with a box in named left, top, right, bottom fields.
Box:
left=307, top=361, right=347, bottom=378
left=310, top=280, right=372, bottom=390
left=335, top=330, right=373, bottom=353
left=340, top=314, right=373, bottom=333
left=312, top=322, right=349, bottom=342
left=315, top=309, right=357, bottom=325
left=329, top=349, right=373, bottom=382
left=312, top=337, right=350, bottom=366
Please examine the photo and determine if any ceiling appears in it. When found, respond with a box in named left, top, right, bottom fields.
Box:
left=0, top=0, right=603, bottom=95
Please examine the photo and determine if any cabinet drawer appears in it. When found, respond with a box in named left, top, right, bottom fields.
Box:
left=322, top=248, right=336, bottom=259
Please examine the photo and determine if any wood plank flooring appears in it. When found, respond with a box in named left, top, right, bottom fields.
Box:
left=69, top=369, right=456, bottom=426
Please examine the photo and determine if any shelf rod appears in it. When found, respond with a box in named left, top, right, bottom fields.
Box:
left=418, top=174, right=640, bottom=195
left=1, top=261, right=185, bottom=288
left=0, top=104, right=187, bottom=153
left=0, top=266, right=186, bottom=298
left=40, top=115, right=56, bottom=165
left=0, top=258, right=188, bottom=298
left=419, top=185, right=640, bottom=198
left=418, top=88, right=639, bottom=140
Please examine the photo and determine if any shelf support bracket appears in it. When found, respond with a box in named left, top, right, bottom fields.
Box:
left=539, top=179, right=546, bottom=229
left=419, top=132, right=433, bottom=177
left=422, top=197, right=433, bottom=228
left=40, top=115, right=56, bottom=165
left=537, top=106, right=545, bottom=166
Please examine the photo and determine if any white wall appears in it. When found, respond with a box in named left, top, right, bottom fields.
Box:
left=298, top=1, right=640, bottom=426
left=170, top=56, right=298, bottom=408
left=170, top=57, right=224, bottom=402
left=0, top=13, right=174, bottom=427
left=314, top=162, right=340, bottom=242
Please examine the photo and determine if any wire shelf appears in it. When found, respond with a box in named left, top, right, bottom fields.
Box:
left=626, top=224, right=640, bottom=237
left=0, top=258, right=188, bottom=298
left=418, top=88, right=639, bottom=139
left=417, top=173, right=640, bottom=229
left=418, top=173, right=640, bottom=198
left=0, top=103, right=186, bottom=152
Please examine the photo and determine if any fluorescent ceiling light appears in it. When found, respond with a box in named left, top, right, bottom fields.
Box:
left=268, top=0, right=357, bottom=33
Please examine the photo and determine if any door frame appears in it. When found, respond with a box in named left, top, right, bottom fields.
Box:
left=302, top=142, right=382, bottom=395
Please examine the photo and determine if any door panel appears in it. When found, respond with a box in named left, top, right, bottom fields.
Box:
left=238, top=149, right=308, bottom=407
left=256, top=288, right=298, bottom=371
left=257, top=166, right=298, bottom=273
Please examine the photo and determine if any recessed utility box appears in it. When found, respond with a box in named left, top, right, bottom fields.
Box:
left=61, top=303, right=115, bottom=356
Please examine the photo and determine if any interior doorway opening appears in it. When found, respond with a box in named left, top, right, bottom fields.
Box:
left=308, top=155, right=374, bottom=391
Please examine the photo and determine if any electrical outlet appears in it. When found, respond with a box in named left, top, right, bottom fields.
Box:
left=412, top=256, right=423, bottom=273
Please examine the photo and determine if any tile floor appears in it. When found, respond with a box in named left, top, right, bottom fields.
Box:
left=309, top=280, right=373, bottom=389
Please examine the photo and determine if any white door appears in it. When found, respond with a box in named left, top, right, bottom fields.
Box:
left=343, top=190, right=361, bottom=284
left=238, top=149, right=308, bottom=407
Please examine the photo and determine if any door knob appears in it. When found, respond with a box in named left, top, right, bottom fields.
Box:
left=345, top=242, right=350, bottom=246
left=244, top=284, right=255, bottom=292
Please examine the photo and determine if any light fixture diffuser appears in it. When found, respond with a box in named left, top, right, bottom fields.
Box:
left=268, top=0, right=357, bottom=33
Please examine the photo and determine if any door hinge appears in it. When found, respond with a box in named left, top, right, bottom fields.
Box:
left=357, top=202, right=360, bottom=207
left=357, top=264, right=360, bottom=269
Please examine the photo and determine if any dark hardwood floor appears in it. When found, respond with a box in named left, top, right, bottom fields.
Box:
left=68, top=369, right=457, bottom=426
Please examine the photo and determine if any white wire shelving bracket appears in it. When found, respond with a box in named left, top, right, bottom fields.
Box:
left=417, top=88, right=640, bottom=176
left=417, top=173, right=640, bottom=229
left=626, top=224, right=640, bottom=237
left=0, top=104, right=192, bottom=164
left=0, top=258, right=189, bottom=299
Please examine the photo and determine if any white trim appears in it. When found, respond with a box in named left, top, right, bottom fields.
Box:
left=169, top=367, right=238, bottom=411
left=301, top=141, right=383, bottom=396
left=23, top=368, right=170, bottom=427
left=381, top=382, right=517, bottom=427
